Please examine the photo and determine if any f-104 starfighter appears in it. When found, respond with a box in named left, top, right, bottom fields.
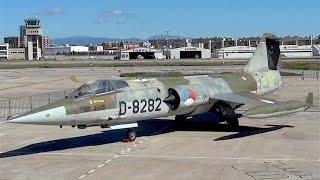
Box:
left=9, top=33, right=313, bottom=141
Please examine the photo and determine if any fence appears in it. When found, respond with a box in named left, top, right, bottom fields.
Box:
left=281, top=69, right=319, bottom=78
left=0, top=90, right=70, bottom=120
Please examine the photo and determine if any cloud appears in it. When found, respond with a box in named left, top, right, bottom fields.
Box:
left=35, top=7, right=64, bottom=16
left=95, top=10, right=136, bottom=24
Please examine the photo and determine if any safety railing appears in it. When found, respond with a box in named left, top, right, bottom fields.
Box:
left=0, top=90, right=70, bottom=120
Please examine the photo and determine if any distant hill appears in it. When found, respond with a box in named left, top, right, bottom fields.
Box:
left=51, top=35, right=188, bottom=45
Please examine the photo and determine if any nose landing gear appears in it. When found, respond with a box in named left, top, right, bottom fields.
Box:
left=125, top=128, right=137, bottom=142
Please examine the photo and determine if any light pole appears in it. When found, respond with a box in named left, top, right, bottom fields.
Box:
left=165, top=30, right=170, bottom=59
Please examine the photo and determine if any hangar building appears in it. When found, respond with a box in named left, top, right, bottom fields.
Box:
left=44, top=45, right=89, bottom=55
left=120, top=47, right=164, bottom=60
left=219, top=45, right=319, bottom=59
left=170, top=47, right=211, bottom=59
left=218, top=46, right=255, bottom=59
left=280, top=45, right=313, bottom=58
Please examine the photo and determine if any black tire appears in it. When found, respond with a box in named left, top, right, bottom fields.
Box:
left=174, top=115, right=187, bottom=130
left=175, top=115, right=187, bottom=124
left=175, top=115, right=187, bottom=121
left=127, top=128, right=136, bottom=141
left=226, top=118, right=239, bottom=130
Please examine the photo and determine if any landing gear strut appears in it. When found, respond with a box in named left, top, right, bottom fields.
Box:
left=126, top=128, right=137, bottom=142
left=213, top=102, right=240, bottom=130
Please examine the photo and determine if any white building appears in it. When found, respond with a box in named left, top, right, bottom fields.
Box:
left=8, top=48, right=26, bottom=60
left=219, top=45, right=318, bottom=59
left=218, top=46, right=256, bottom=59
left=89, top=45, right=103, bottom=52
left=44, top=45, right=89, bottom=55
left=170, top=47, right=211, bottom=59
left=280, top=45, right=312, bottom=58
left=120, top=47, right=163, bottom=60
left=0, top=43, right=9, bottom=60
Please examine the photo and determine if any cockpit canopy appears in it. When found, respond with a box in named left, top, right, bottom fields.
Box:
left=70, top=79, right=129, bottom=99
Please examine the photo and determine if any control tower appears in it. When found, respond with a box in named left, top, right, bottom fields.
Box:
left=24, top=18, right=43, bottom=60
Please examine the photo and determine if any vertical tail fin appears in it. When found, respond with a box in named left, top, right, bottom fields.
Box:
left=245, top=33, right=280, bottom=72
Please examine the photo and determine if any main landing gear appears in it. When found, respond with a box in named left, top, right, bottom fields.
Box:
left=212, top=102, right=240, bottom=130
left=175, top=115, right=187, bottom=124
left=126, top=128, right=137, bottom=142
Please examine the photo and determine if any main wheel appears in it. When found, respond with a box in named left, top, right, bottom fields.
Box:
left=175, top=115, right=187, bottom=125
left=175, top=115, right=187, bottom=122
left=226, top=117, right=239, bottom=130
left=126, top=128, right=137, bottom=142
left=212, top=102, right=240, bottom=130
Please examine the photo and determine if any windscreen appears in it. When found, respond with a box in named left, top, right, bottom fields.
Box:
left=70, top=79, right=128, bottom=99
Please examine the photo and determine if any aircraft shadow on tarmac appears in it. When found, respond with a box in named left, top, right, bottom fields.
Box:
left=0, top=113, right=294, bottom=159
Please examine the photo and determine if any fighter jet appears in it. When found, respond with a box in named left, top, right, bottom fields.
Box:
left=8, top=33, right=313, bottom=141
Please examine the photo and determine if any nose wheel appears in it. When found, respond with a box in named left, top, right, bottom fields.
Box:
left=126, top=128, right=137, bottom=142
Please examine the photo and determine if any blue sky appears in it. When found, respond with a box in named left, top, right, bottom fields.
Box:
left=1, top=0, right=320, bottom=41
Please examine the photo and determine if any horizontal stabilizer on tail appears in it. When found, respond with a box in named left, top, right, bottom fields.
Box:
left=243, top=93, right=313, bottom=119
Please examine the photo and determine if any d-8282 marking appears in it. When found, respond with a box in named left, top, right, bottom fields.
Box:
left=119, top=98, right=162, bottom=115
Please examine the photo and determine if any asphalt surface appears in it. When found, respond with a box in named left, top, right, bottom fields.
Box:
left=0, top=68, right=319, bottom=180
left=1, top=111, right=319, bottom=180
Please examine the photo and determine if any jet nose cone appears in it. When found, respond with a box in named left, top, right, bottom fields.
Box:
left=9, top=106, right=67, bottom=125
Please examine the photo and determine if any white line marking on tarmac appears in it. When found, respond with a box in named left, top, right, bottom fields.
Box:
left=0, top=133, right=5, bottom=136
left=97, top=164, right=105, bottom=168
left=78, top=175, right=86, bottom=179
left=18, top=152, right=320, bottom=163
left=120, top=154, right=320, bottom=162
left=105, top=159, right=112, bottom=163
left=76, top=123, right=174, bottom=179
left=88, top=169, right=96, bottom=174
left=119, top=150, right=125, bottom=155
